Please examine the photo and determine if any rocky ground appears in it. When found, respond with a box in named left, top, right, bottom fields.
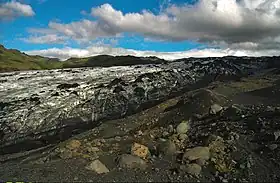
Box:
left=1, top=64, right=280, bottom=182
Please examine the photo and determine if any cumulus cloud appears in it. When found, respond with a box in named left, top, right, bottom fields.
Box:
left=24, top=45, right=275, bottom=61
left=23, top=0, right=280, bottom=57
left=0, top=0, right=35, bottom=21
left=26, top=1, right=280, bottom=42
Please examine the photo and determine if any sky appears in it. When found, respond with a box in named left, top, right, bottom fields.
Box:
left=1, top=0, right=280, bottom=60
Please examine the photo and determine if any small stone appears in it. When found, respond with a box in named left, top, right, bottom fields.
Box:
left=85, top=159, right=110, bottom=174
left=115, top=136, right=122, bottom=141
left=137, top=130, right=143, bottom=136
left=131, top=143, right=149, bottom=159
left=229, top=132, right=240, bottom=141
left=158, top=140, right=177, bottom=156
left=100, top=139, right=106, bottom=143
left=183, top=147, right=210, bottom=161
left=176, top=121, right=190, bottom=134
left=268, top=144, right=278, bottom=150
left=159, top=138, right=167, bottom=142
left=274, top=131, right=280, bottom=141
left=87, top=147, right=100, bottom=153
left=266, top=106, right=274, bottom=112
left=182, top=163, right=202, bottom=176
left=162, top=131, right=169, bottom=137
left=168, top=125, right=174, bottom=133
left=66, top=140, right=81, bottom=150
left=247, top=162, right=251, bottom=168
left=209, top=104, right=223, bottom=115
left=179, top=134, right=188, bottom=141
left=118, top=154, right=147, bottom=169
left=240, top=164, right=246, bottom=169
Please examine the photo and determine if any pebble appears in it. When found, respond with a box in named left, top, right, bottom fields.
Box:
left=176, top=121, right=190, bottom=134
left=222, top=179, right=228, bottom=183
left=240, top=164, right=246, bottom=169
left=268, top=144, right=278, bottom=150
left=168, top=125, right=174, bottom=133
left=100, top=139, right=106, bottom=143
left=87, top=147, right=100, bottom=153
left=137, top=130, right=143, bottom=136
left=118, top=154, right=147, bottom=169
left=115, top=136, right=122, bottom=141
left=85, top=160, right=110, bottom=174
left=229, top=132, right=240, bottom=141
left=209, top=104, right=223, bottom=115
left=274, top=131, right=280, bottom=141
left=162, top=131, right=169, bottom=137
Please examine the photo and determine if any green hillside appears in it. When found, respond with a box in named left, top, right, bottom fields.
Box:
left=63, top=55, right=167, bottom=68
left=0, top=45, right=63, bottom=72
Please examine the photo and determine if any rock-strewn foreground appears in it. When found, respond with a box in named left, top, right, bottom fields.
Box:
left=1, top=56, right=280, bottom=182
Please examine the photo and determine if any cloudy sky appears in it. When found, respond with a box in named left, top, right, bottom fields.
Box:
left=1, top=0, right=280, bottom=60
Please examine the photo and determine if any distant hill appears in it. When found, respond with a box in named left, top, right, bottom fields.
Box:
left=0, top=44, right=168, bottom=72
left=63, top=55, right=167, bottom=68
left=0, top=44, right=62, bottom=72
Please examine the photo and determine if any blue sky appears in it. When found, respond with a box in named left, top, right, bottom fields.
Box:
left=1, top=0, right=201, bottom=52
left=1, top=0, right=280, bottom=60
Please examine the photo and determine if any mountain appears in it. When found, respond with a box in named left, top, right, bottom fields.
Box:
left=0, top=44, right=167, bottom=72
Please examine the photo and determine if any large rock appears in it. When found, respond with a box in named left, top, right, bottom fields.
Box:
left=179, top=89, right=229, bottom=117
left=158, top=140, right=177, bottom=156
left=118, top=154, right=147, bottom=169
left=85, top=159, right=110, bottom=174
left=183, top=147, right=210, bottom=161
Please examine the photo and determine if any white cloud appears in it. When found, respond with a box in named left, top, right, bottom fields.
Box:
left=0, top=0, right=35, bottom=20
left=22, top=0, right=280, bottom=56
left=21, top=34, right=67, bottom=44
left=24, top=45, right=276, bottom=61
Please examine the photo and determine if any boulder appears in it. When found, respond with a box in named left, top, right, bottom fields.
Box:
left=85, top=160, right=110, bottom=174
left=118, top=154, right=147, bottom=169
left=183, top=147, right=210, bottom=161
